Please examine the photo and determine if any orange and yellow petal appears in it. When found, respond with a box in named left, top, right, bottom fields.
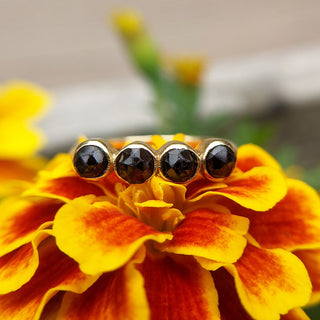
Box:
left=236, top=144, right=282, bottom=172
left=195, top=257, right=224, bottom=272
left=188, top=167, right=287, bottom=212
left=213, top=267, right=253, bottom=320
left=0, top=158, right=46, bottom=183
left=24, top=153, right=118, bottom=202
left=119, top=176, right=187, bottom=216
left=239, top=179, right=320, bottom=251
left=135, top=200, right=184, bottom=232
left=37, top=153, right=75, bottom=179
left=150, top=176, right=187, bottom=209
left=39, top=292, right=64, bottom=320
left=139, top=254, right=220, bottom=320
left=25, top=176, right=106, bottom=202
left=57, top=248, right=149, bottom=320
left=295, top=249, right=320, bottom=306
left=226, top=243, right=311, bottom=320
left=0, top=157, right=46, bottom=196
left=0, top=230, right=50, bottom=294
left=99, top=171, right=125, bottom=198
left=214, top=267, right=310, bottom=320
left=185, top=178, right=228, bottom=201
left=0, top=197, right=62, bottom=256
left=0, top=237, right=98, bottom=320
left=41, top=153, right=121, bottom=198
left=53, top=196, right=172, bottom=275
left=158, top=209, right=249, bottom=263
left=150, top=135, right=167, bottom=149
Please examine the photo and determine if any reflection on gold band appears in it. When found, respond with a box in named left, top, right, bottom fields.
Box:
left=73, top=136, right=237, bottom=184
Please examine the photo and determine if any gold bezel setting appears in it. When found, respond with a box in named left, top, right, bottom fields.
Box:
left=72, top=136, right=237, bottom=184
left=73, top=139, right=114, bottom=180
left=158, top=141, right=201, bottom=183
left=114, top=142, right=156, bottom=184
left=200, top=139, right=237, bottom=180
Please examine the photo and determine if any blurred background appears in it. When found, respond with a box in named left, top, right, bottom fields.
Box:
left=0, top=0, right=319, bottom=169
left=0, top=1, right=320, bottom=317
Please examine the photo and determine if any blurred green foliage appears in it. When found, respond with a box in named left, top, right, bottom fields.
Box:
left=112, top=9, right=320, bottom=193
left=305, top=305, right=320, bottom=319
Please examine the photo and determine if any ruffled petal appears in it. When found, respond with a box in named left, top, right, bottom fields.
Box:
left=150, top=176, right=187, bottom=210
left=185, top=178, right=228, bottom=201
left=188, top=167, right=287, bottom=211
left=213, top=267, right=253, bottom=320
left=57, top=248, right=149, bottom=320
left=24, top=153, right=110, bottom=202
left=135, top=200, right=184, bottom=232
left=151, top=135, right=167, bottom=149
left=0, top=230, right=50, bottom=294
left=39, top=292, right=64, bottom=320
left=25, top=176, right=106, bottom=202
left=295, top=249, right=320, bottom=306
left=0, top=237, right=98, bottom=320
left=226, top=243, right=312, bottom=320
left=239, top=179, right=320, bottom=251
left=119, top=176, right=187, bottom=215
left=139, top=254, right=220, bottom=320
left=99, top=171, right=125, bottom=198
left=53, top=196, right=172, bottom=275
left=195, top=257, right=224, bottom=272
left=236, top=144, right=282, bottom=172
left=213, top=268, right=310, bottom=320
left=0, top=157, right=46, bottom=196
left=0, top=197, right=62, bottom=256
left=158, top=209, right=249, bottom=263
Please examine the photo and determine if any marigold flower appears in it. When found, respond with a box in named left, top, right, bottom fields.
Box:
left=0, top=81, right=50, bottom=196
left=0, top=134, right=319, bottom=320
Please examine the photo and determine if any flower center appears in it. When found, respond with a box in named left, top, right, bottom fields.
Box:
left=116, top=176, right=186, bottom=232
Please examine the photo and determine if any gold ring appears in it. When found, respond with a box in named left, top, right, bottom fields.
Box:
left=72, top=135, right=237, bottom=184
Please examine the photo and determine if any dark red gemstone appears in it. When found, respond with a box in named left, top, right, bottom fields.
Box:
left=160, top=148, right=199, bottom=183
left=73, top=144, right=109, bottom=178
left=115, top=147, right=155, bottom=184
left=205, top=145, right=236, bottom=178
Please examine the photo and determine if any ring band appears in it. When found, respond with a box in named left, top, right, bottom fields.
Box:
left=72, top=135, right=237, bottom=184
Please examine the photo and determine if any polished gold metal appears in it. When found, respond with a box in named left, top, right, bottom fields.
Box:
left=114, top=141, right=156, bottom=184
left=72, top=136, right=237, bottom=184
left=158, top=141, right=201, bottom=183
left=73, top=139, right=116, bottom=180
left=109, top=135, right=203, bottom=145
left=197, top=138, right=237, bottom=180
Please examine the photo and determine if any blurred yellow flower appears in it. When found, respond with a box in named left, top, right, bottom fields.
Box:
left=112, top=9, right=144, bottom=39
left=112, top=9, right=160, bottom=79
left=168, top=55, right=206, bottom=85
left=0, top=81, right=50, bottom=196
